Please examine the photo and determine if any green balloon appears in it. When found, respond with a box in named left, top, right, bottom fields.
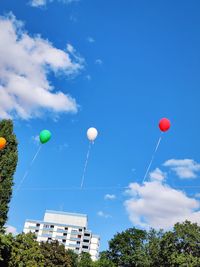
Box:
left=39, top=130, right=51, bottom=144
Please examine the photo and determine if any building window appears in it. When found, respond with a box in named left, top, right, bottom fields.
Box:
left=36, top=223, right=40, bottom=227
left=83, top=239, right=89, bottom=243
left=78, top=235, right=81, bottom=238
left=50, top=225, right=54, bottom=228
left=62, top=239, right=66, bottom=243
left=65, top=227, right=68, bottom=230
left=76, top=247, right=79, bottom=250
left=63, top=233, right=67, bottom=236
left=79, top=228, right=82, bottom=232
left=77, top=241, right=80, bottom=244
left=44, top=224, right=50, bottom=228
left=84, top=233, right=90, bottom=237
left=82, top=246, right=88, bottom=249
left=35, top=230, right=39, bottom=233
left=48, top=238, right=52, bottom=241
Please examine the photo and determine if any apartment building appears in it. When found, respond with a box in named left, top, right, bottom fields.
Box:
left=23, top=210, right=100, bottom=261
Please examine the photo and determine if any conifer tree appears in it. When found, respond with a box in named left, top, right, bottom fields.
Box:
left=0, top=120, right=18, bottom=229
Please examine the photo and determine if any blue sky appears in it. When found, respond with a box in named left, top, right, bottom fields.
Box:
left=1, top=0, right=200, bottom=250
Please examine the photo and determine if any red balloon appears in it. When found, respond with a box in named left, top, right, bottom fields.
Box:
left=159, top=118, right=171, bottom=132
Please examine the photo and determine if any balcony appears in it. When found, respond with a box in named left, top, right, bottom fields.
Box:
left=71, top=230, right=78, bottom=233
left=28, top=226, right=40, bottom=230
left=56, top=236, right=67, bottom=240
left=68, top=243, right=77, bottom=248
left=82, top=242, right=90, bottom=246
left=82, top=248, right=89, bottom=252
left=56, top=229, right=68, bottom=233
left=70, top=237, right=81, bottom=241
left=41, top=233, right=53, bottom=238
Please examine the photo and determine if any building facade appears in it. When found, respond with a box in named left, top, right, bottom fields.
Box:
left=23, top=210, right=100, bottom=261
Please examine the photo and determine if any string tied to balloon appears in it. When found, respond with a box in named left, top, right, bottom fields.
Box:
left=15, top=129, right=51, bottom=194
left=80, top=127, right=98, bottom=189
left=142, top=118, right=171, bottom=184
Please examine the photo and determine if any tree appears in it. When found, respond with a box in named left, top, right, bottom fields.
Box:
left=78, top=252, right=93, bottom=267
left=160, top=221, right=200, bottom=267
left=0, top=233, right=13, bottom=267
left=105, top=228, right=149, bottom=267
left=93, top=251, right=116, bottom=267
left=146, top=229, right=163, bottom=267
left=0, top=120, right=18, bottom=229
left=65, top=249, right=79, bottom=267
left=9, top=232, right=44, bottom=267
left=40, top=240, right=78, bottom=267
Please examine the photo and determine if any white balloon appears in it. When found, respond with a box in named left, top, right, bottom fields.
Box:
left=87, top=127, right=98, bottom=141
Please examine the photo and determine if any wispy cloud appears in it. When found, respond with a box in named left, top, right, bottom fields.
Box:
left=95, top=59, right=103, bottom=65
left=5, top=225, right=18, bottom=235
left=32, top=135, right=40, bottom=145
left=97, top=211, right=111, bottom=218
left=104, top=194, right=116, bottom=200
left=69, top=14, right=78, bottom=23
left=58, top=143, right=69, bottom=151
left=0, top=14, right=84, bottom=119
left=30, top=0, right=46, bottom=6
left=30, top=0, right=79, bottom=7
left=163, top=159, right=200, bottom=179
left=125, top=181, right=200, bottom=230
left=149, top=168, right=166, bottom=182
left=85, top=75, right=91, bottom=81
left=87, top=37, right=95, bottom=43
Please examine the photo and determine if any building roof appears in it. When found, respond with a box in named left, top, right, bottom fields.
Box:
left=45, top=210, right=87, bottom=218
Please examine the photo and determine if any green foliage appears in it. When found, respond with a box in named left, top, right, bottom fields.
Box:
left=0, top=233, right=13, bottom=267
left=40, top=240, right=78, bottom=267
left=78, top=252, right=93, bottom=267
left=65, top=249, right=79, bottom=267
left=101, top=221, right=200, bottom=267
left=9, top=232, right=44, bottom=267
left=93, top=251, right=116, bottom=267
left=160, top=220, right=200, bottom=267
left=146, top=229, right=163, bottom=267
left=0, top=221, right=200, bottom=266
left=0, top=120, right=18, bottom=229
left=106, top=228, right=149, bottom=267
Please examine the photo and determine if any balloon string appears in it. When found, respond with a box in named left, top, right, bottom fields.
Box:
left=0, top=184, right=200, bottom=192
left=15, top=145, right=42, bottom=194
left=80, top=142, right=92, bottom=189
left=142, top=135, right=162, bottom=184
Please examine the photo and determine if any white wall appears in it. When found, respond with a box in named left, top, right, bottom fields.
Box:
left=44, top=211, right=87, bottom=228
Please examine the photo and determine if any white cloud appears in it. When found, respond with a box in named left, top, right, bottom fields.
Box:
left=30, top=0, right=46, bottom=6
left=30, top=0, right=78, bottom=7
left=97, top=211, right=111, bottom=218
left=125, top=181, right=200, bottom=230
left=69, top=15, right=78, bottom=23
left=164, top=159, right=200, bottom=179
left=32, top=135, right=40, bottom=144
left=95, top=59, right=103, bottom=65
left=58, top=142, right=69, bottom=151
left=5, top=225, right=18, bottom=235
left=85, top=75, right=91, bottom=81
left=0, top=14, right=84, bottom=119
left=87, top=37, right=95, bottom=43
left=104, top=194, right=116, bottom=200
left=149, top=168, right=166, bottom=182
